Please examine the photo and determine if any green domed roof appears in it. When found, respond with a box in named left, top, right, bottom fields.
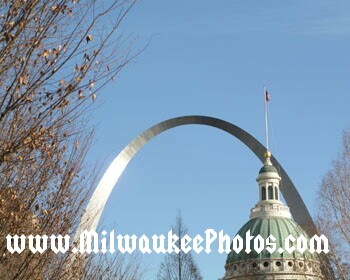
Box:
left=226, top=217, right=318, bottom=264
left=259, top=164, right=278, bottom=174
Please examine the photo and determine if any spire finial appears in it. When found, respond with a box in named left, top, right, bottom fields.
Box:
left=263, top=149, right=272, bottom=165
left=264, top=150, right=271, bottom=159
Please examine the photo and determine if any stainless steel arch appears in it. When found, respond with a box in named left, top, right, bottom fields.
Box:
left=77, top=115, right=316, bottom=237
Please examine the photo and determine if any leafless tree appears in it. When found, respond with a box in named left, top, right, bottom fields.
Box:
left=0, top=0, right=143, bottom=279
left=316, top=129, right=350, bottom=280
left=157, top=212, right=203, bottom=280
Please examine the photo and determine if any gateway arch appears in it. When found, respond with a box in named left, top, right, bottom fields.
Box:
left=77, top=115, right=316, bottom=237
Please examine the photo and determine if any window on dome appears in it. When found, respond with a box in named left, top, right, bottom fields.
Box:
left=262, top=187, right=266, bottom=200
left=268, top=185, right=273, bottom=199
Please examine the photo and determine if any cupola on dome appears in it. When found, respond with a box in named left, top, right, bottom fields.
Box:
left=259, top=164, right=278, bottom=174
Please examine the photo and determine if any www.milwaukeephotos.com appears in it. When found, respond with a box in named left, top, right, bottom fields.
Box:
left=6, top=229, right=329, bottom=255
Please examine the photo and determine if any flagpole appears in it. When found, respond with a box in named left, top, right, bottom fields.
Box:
left=264, top=86, right=269, bottom=151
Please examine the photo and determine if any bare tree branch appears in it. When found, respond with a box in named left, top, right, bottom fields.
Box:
left=157, top=212, right=203, bottom=280
left=316, top=130, right=350, bottom=280
left=0, top=0, right=144, bottom=279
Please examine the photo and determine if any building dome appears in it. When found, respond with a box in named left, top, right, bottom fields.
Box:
left=223, top=150, right=323, bottom=280
left=226, top=216, right=317, bottom=263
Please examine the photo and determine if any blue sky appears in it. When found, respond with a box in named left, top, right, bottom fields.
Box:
left=86, top=1, right=350, bottom=279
